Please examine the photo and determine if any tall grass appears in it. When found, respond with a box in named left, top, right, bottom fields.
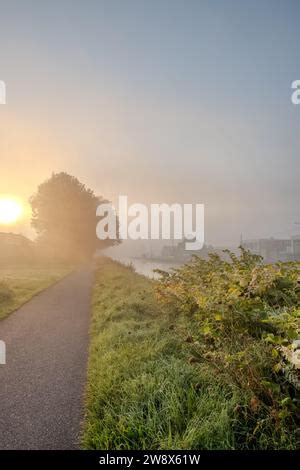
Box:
left=83, top=257, right=294, bottom=450
left=84, top=256, right=300, bottom=449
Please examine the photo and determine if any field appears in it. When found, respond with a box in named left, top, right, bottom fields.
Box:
left=83, top=256, right=299, bottom=450
left=0, top=265, right=73, bottom=320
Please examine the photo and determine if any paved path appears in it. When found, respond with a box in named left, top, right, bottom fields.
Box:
left=0, top=267, right=93, bottom=449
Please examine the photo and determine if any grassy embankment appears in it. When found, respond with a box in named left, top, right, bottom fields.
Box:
left=0, top=265, right=73, bottom=320
left=83, top=257, right=235, bottom=450
left=83, top=256, right=299, bottom=450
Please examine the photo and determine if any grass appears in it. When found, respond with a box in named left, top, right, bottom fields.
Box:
left=83, top=257, right=299, bottom=449
left=82, top=257, right=248, bottom=450
left=0, top=264, right=73, bottom=320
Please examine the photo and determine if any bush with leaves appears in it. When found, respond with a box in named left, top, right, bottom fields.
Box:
left=155, top=248, right=300, bottom=448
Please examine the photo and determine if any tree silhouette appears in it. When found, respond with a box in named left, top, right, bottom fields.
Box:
left=30, top=172, right=120, bottom=261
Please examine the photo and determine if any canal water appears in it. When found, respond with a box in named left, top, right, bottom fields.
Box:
left=109, top=256, right=183, bottom=279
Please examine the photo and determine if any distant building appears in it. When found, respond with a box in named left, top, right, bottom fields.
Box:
left=161, top=239, right=213, bottom=262
left=0, top=232, right=34, bottom=263
left=161, top=235, right=300, bottom=264
left=242, top=236, right=300, bottom=263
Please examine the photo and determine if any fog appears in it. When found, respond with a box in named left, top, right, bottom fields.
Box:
left=0, top=0, right=299, bottom=249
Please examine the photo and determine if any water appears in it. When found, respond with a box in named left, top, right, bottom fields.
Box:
left=110, top=256, right=183, bottom=279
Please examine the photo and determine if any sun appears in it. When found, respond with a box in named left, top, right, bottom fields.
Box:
left=0, top=197, right=23, bottom=225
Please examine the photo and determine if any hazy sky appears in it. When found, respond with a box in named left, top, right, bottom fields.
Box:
left=0, top=0, right=299, bottom=245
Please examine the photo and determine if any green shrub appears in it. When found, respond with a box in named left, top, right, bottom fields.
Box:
left=155, top=249, right=300, bottom=448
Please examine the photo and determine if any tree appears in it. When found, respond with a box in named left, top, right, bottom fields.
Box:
left=30, top=172, right=120, bottom=261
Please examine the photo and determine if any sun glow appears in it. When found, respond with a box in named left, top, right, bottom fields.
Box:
left=0, top=197, right=24, bottom=225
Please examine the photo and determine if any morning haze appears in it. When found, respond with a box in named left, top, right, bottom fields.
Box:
left=0, top=0, right=299, bottom=246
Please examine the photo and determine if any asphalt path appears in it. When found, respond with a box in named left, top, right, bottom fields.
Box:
left=0, top=267, right=93, bottom=449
